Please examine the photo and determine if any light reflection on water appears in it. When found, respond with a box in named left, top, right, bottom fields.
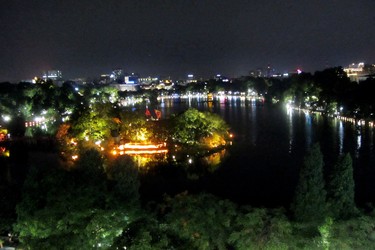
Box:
left=356, top=134, right=362, bottom=158
left=157, top=97, right=375, bottom=205
left=158, top=97, right=375, bottom=157
left=338, top=120, right=344, bottom=154
left=304, top=110, right=312, bottom=149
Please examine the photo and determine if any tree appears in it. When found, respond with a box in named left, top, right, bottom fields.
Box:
left=327, top=153, right=358, bottom=219
left=314, top=67, right=352, bottom=112
left=229, top=207, right=293, bottom=249
left=15, top=150, right=140, bottom=249
left=106, top=155, right=140, bottom=208
left=112, top=215, right=190, bottom=249
left=71, top=102, right=117, bottom=142
left=118, top=109, right=155, bottom=143
left=292, top=143, right=327, bottom=222
left=162, top=192, right=237, bottom=250
left=171, top=108, right=229, bottom=146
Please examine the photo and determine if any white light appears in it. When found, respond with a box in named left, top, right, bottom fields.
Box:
left=3, top=115, right=11, bottom=122
left=34, top=116, right=44, bottom=122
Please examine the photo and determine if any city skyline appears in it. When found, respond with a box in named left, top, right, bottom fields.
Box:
left=1, top=0, right=375, bottom=82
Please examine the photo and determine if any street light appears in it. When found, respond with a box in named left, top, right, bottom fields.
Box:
left=2, top=115, right=11, bottom=122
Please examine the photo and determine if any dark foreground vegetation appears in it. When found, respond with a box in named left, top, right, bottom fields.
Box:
left=1, top=144, right=375, bottom=249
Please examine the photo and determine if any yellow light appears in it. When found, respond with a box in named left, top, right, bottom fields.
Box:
left=124, top=149, right=168, bottom=154
left=72, top=155, right=78, bottom=160
left=112, top=142, right=168, bottom=155
left=123, top=143, right=165, bottom=149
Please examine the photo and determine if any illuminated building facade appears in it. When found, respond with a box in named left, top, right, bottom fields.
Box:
left=344, top=62, right=364, bottom=82
left=42, top=70, right=62, bottom=81
left=139, top=76, right=159, bottom=85
left=124, top=73, right=139, bottom=84
left=344, top=62, right=375, bottom=82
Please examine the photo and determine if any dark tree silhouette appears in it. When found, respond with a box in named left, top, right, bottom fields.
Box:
left=292, top=143, right=326, bottom=222
left=327, top=153, right=358, bottom=219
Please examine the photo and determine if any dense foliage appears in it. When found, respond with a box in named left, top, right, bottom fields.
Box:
left=1, top=70, right=375, bottom=248
left=327, top=153, right=358, bottom=219
left=171, top=108, right=229, bottom=147
left=292, top=143, right=327, bottom=223
left=15, top=150, right=140, bottom=249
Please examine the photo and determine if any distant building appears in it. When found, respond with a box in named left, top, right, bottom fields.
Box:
left=111, top=83, right=140, bottom=91
left=139, top=76, right=159, bottom=85
left=249, top=65, right=276, bottom=78
left=111, top=69, right=124, bottom=82
left=109, top=73, right=140, bottom=91
left=124, top=73, right=139, bottom=84
left=186, top=74, right=197, bottom=84
left=157, top=79, right=174, bottom=90
left=265, top=65, right=275, bottom=78
left=249, top=68, right=263, bottom=77
left=99, top=74, right=111, bottom=84
left=42, top=70, right=62, bottom=81
left=214, top=74, right=229, bottom=82
left=344, top=62, right=375, bottom=82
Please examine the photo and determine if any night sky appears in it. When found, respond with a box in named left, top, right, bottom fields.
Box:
left=1, top=0, right=374, bottom=82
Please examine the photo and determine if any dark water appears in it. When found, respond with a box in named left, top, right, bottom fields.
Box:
left=158, top=97, right=375, bottom=207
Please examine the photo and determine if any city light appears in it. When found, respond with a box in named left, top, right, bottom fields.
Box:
left=112, top=143, right=168, bottom=155
left=2, top=115, right=11, bottom=122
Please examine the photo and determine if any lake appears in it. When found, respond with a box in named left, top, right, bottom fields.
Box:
left=156, top=96, right=375, bottom=207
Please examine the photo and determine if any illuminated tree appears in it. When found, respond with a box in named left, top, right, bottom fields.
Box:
left=172, top=108, right=229, bottom=146
left=71, top=103, right=117, bottom=142
left=118, top=110, right=155, bottom=142
left=327, top=153, right=358, bottom=219
left=292, top=143, right=327, bottom=222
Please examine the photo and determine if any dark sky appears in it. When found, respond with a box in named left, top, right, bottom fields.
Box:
left=1, top=0, right=374, bottom=82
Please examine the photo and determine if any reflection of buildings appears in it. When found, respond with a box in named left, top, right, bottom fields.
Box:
left=344, top=62, right=375, bottom=82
